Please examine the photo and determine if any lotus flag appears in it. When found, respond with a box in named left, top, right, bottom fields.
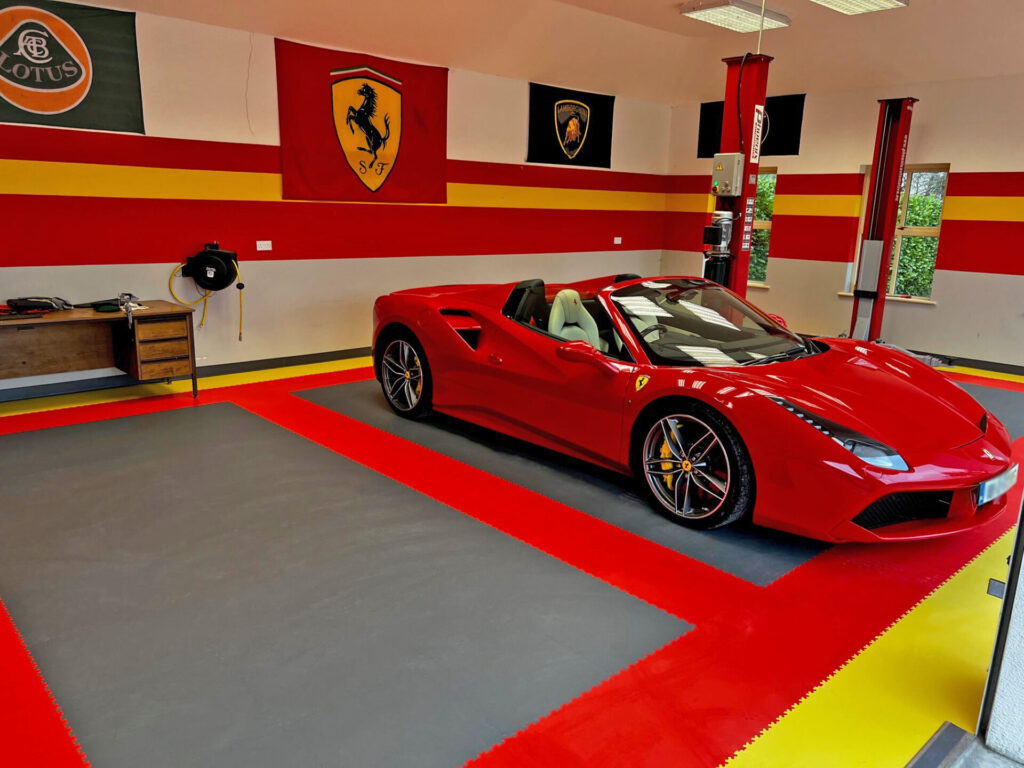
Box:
left=0, top=0, right=143, bottom=133
left=275, top=39, right=448, bottom=203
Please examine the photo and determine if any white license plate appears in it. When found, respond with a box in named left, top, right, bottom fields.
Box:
left=979, top=464, right=1019, bottom=506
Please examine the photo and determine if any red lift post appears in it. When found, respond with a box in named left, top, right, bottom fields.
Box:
left=710, top=54, right=772, bottom=298
left=850, top=97, right=917, bottom=340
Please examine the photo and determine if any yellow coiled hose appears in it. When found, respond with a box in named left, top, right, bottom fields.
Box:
left=168, top=260, right=244, bottom=341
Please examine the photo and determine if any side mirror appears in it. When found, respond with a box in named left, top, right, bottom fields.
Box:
left=556, top=340, right=601, bottom=364
left=767, top=313, right=788, bottom=329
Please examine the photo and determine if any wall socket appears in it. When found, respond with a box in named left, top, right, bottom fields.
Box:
left=256, top=240, right=273, bottom=251
left=613, top=236, right=623, bottom=245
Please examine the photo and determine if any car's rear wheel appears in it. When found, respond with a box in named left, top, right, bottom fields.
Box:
left=634, top=403, right=753, bottom=529
left=379, top=333, right=432, bottom=419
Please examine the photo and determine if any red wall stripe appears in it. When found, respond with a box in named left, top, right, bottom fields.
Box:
left=0, top=123, right=282, bottom=173
left=665, top=175, right=713, bottom=194
left=774, top=173, right=865, bottom=196
left=0, top=195, right=669, bottom=267
left=770, top=214, right=860, bottom=262
left=936, top=220, right=1024, bottom=275
left=947, top=172, right=1024, bottom=197
left=663, top=211, right=710, bottom=252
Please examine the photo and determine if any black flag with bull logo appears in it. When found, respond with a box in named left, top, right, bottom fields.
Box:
left=527, top=82, right=614, bottom=168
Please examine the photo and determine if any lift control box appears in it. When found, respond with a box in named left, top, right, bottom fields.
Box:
left=711, top=153, right=744, bottom=197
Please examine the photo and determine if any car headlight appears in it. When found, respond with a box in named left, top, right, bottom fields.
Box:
left=767, top=397, right=909, bottom=472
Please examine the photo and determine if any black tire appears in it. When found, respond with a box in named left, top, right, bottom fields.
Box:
left=377, top=330, right=433, bottom=419
left=631, top=400, right=754, bottom=530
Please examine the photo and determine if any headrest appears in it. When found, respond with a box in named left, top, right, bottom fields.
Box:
left=552, top=289, right=584, bottom=324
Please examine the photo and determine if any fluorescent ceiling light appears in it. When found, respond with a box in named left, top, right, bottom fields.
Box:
left=680, top=0, right=790, bottom=33
left=806, top=0, right=908, bottom=14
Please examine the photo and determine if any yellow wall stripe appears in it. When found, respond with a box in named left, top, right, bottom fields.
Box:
left=0, top=158, right=283, bottom=202
left=0, top=158, right=709, bottom=213
left=724, top=530, right=1012, bottom=768
left=943, top=196, right=1024, bottom=222
left=772, top=194, right=863, bottom=218
left=666, top=193, right=715, bottom=214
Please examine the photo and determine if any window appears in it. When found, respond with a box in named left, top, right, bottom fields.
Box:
left=887, top=164, right=948, bottom=298
left=749, top=168, right=777, bottom=283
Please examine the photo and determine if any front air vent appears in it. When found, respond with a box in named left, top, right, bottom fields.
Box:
left=440, top=309, right=473, bottom=317
left=852, top=491, right=953, bottom=530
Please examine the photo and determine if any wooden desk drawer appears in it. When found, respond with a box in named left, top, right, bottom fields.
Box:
left=139, top=358, right=192, bottom=380
left=136, top=318, right=188, bottom=341
left=139, top=338, right=190, bottom=361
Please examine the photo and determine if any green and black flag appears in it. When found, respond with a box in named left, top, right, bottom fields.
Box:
left=527, top=82, right=614, bottom=168
left=0, top=0, right=143, bottom=133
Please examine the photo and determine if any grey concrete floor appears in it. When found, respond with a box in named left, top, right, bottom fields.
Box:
left=959, top=383, right=1024, bottom=441
left=0, top=403, right=685, bottom=767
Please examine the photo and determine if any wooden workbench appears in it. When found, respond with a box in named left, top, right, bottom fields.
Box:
left=0, top=300, right=198, bottom=397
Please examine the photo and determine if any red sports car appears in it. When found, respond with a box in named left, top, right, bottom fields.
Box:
left=372, top=275, right=1017, bottom=542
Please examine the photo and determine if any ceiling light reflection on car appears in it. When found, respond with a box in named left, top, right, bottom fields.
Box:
left=676, top=346, right=739, bottom=366
left=614, top=296, right=673, bottom=317
left=678, top=301, right=740, bottom=330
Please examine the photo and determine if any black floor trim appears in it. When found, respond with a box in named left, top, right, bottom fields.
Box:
left=0, top=347, right=371, bottom=404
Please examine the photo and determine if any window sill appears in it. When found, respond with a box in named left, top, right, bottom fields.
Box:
left=747, top=282, right=770, bottom=290
left=837, top=291, right=936, bottom=306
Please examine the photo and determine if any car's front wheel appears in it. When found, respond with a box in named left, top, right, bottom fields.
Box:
left=634, top=403, right=754, bottom=529
left=378, top=333, right=432, bottom=419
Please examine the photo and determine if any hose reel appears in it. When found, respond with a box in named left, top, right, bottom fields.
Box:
left=169, top=243, right=245, bottom=340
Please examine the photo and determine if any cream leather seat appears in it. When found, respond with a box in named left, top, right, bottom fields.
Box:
left=548, top=289, right=607, bottom=352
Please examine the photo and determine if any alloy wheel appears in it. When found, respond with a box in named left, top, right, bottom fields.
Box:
left=381, top=339, right=423, bottom=412
left=642, top=414, right=731, bottom=519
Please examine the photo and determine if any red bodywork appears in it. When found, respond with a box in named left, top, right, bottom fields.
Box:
left=372, top=275, right=1015, bottom=543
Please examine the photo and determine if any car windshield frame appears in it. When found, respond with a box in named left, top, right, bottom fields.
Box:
left=609, top=279, right=809, bottom=368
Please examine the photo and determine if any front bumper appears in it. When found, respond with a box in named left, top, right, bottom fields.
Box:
left=752, top=415, right=1016, bottom=543
left=829, top=477, right=1014, bottom=543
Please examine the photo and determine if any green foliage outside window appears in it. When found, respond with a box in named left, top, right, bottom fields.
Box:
left=892, top=190, right=944, bottom=298
left=749, top=173, right=776, bottom=283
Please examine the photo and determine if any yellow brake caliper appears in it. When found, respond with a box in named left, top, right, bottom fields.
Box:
left=413, top=355, right=422, bottom=397
left=660, top=438, right=675, bottom=491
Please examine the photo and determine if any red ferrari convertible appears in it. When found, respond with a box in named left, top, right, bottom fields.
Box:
left=372, top=275, right=1017, bottom=542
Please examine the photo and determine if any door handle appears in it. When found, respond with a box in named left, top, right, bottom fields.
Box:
left=488, top=353, right=503, bottom=365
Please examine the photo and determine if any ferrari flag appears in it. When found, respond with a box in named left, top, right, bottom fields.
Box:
left=275, top=39, right=448, bottom=203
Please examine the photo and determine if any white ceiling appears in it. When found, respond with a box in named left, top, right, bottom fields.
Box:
left=86, top=0, right=1024, bottom=104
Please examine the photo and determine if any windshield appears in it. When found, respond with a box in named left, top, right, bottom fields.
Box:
left=610, top=280, right=808, bottom=367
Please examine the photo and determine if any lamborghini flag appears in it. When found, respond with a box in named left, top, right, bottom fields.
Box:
left=527, top=82, right=614, bottom=168
left=275, top=40, right=447, bottom=203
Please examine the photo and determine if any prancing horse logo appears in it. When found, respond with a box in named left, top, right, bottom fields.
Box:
left=331, top=67, right=402, bottom=192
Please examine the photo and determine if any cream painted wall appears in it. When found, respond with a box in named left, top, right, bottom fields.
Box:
left=137, top=16, right=280, bottom=145
left=136, top=13, right=673, bottom=174
left=879, top=271, right=1024, bottom=367
left=2, top=251, right=663, bottom=370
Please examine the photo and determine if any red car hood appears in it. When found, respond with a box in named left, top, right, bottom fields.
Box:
left=732, top=340, right=987, bottom=460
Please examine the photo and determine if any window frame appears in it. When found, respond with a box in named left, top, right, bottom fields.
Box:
left=748, top=166, right=778, bottom=286
left=886, top=163, right=949, bottom=297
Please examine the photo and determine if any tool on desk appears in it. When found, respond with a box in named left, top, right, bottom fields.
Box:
left=5, top=297, right=73, bottom=313
left=169, top=243, right=245, bottom=341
